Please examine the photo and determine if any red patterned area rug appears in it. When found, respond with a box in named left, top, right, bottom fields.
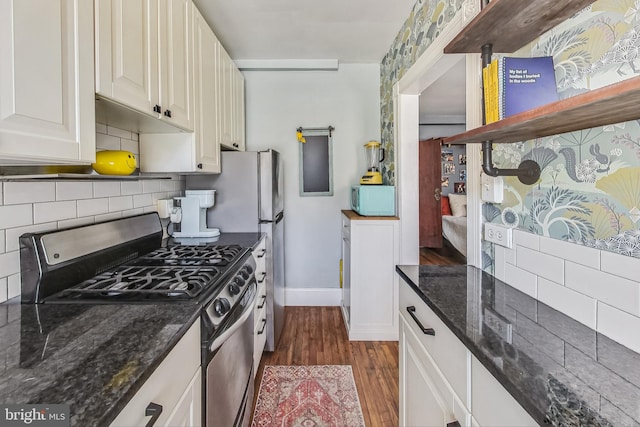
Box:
left=252, top=365, right=366, bottom=427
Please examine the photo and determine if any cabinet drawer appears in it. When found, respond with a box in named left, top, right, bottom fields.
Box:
left=471, top=357, right=537, bottom=427
left=110, top=321, right=201, bottom=426
left=400, top=283, right=468, bottom=408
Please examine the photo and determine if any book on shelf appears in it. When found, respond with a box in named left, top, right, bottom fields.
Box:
left=482, top=56, right=558, bottom=124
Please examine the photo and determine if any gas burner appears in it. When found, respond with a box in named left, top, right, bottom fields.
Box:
left=131, top=245, right=245, bottom=268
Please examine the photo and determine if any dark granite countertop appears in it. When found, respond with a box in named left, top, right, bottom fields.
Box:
left=396, top=265, right=640, bottom=427
left=0, top=232, right=264, bottom=426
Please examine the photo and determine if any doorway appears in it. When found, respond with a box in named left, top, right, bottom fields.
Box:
left=418, top=62, right=467, bottom=263
left=393, top=11, right=483, bottom=268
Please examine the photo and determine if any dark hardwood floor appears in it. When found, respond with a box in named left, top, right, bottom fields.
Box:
left=251, top=248, right=463, bottom=426
left=253, top=306, right=399, bottom=426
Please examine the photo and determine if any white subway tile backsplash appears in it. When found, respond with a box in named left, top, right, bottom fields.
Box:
left=517, top=245, right=564, bottom=285
left=133, top=193, right=152, bottom=208
left=96, top=122, right=107, bottom=134
left=4, top=182, right=55, bottom=205
left=7, top=274, right=19, bottom=299
left=120, top=138, right=139, bottom=155
left=0, top=251, right=20, bottom=278
left=504, top=263, right=537, bottom=298
left=33, top=201, right=76, bottom=224
left=601, top=251, right=640, bottom=283
left=93, top=181, right=121, bottom=198
left=108, top=196, right=133, bottom=212
left=96, top=132, right=120, bottom=151
left=56, top=182, right=93, bottom=201
left=0, top=231, right=4, bottom=253
left=504, top=246, right=516, bottom=265
left=0, top=277, right=7, bottom=303
left=0, top=205, right=33, bottom=229
left=5, top=222, right=57, bottom=252
left=58, top=217, right=95, bottom=229
left=121, top=181, right=143, bottom=196
left=513, top=229, right=540, bottom=250
left=494, top=245, right=506, bottom=282
left=540, top=236, right=600, bottom=269
left=125, top=208, right=144, bottom=217
left=77, top=198, right=109, bottom=217
left=160, top=180, right=175, bottom=192
left=94, top=212, right=123, bottom=222
left=107, top=125, right=132, bottom=140
left=538, top=277, right=597, bottom=329
left=597, top=302, right=640, bottom=354
left=142, top=180, right=162, bottom=194
left=565, top=262, right=640, bottom=316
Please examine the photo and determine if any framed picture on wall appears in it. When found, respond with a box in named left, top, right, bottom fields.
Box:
left=460, top=169, right=466, bottom=181
left=458, top=153, right=467, bottom=165
left=441, top=176, right=449, bottom=187
left=454, top=182, right=466, bottom=193
left=441, top=150, right=454, bottom=162
left=443, top=163, right=456, bottom=175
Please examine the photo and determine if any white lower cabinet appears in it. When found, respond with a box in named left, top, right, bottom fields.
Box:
left=399, top=281, right=537, bottom=427
left=253, top=235, right=268, bottom=374
left=110, top=321, right=201, bottom=427
left=341, top=211, right=399, bottom=340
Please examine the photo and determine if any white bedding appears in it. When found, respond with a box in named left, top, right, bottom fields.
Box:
left=442, top=215, right=467, bottom=256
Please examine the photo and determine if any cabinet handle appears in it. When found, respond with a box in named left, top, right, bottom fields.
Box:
left=197, top=163, right=203, bottom=169
left=406, top=306, right=435, bottom=335
left=145, top=402, right=163, bottom=427
left=233, top=143, right=239, bottom=148
left=446, top=422, right=461, bottom=427
left=256, top=249, right=266, bottom=258
left=257, top=318, right=267, bottom=334
left=257, top=272, right=266, bottom=283
left=257, top=294, right=267, bottom=309
left=163, top=109, right=172, bottom=118
left=153, top=104, right=161, bottom=114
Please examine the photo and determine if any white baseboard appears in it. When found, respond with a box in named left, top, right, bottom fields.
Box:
left=285, top=287, right=342, bottom=306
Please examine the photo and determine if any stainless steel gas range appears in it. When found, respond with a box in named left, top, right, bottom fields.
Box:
left=19, top=212, right=257, bottom=427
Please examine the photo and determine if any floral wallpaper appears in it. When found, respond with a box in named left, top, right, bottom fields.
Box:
left=482, top=0, right=640, bottom=267
left=379, top=0, right=464, bottom=185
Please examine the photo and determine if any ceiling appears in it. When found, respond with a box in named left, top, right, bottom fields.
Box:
left=419, top=61, right=466, bottom=124
left=192, top=0, right=416, bottom=63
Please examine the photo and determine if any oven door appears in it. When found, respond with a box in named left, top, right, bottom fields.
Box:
left=203, top=282, right=256, bottom=427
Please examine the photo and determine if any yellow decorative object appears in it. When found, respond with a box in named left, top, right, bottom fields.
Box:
left=92, top=150, right=137, bottom=175
left=297, top=131, right=306, bottom=143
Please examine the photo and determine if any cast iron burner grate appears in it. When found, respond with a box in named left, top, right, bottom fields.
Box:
left=130, top=244, right=245, bottom=267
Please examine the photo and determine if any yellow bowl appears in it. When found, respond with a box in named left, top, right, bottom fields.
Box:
left=92, top=150, right=137, bottom=175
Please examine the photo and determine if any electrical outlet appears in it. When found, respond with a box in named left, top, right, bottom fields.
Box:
left=484, top=223, right=513, bottom=248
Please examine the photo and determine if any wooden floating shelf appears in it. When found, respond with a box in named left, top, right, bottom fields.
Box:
left=444, top=0, right=596, bottom=53
left=443, top=76, right=640, bottom=145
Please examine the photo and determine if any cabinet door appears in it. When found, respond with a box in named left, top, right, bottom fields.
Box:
left=0, top=0, right=95, bottom=164
left=192, top=6, right=220, bottom=172
left=231, top=68, right=245, bottom=151
left=219, top=50, right=235, bottom=148
left=159, top=0, right=193, bottom=131
left=164, top=369, right=202, bottom=427
left=400, top=317, right=451, bottom=427
left=95, top=0, right=159, bottom=117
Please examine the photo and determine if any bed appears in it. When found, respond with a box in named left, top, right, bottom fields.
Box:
left=441, top=194, right=467, bottom=257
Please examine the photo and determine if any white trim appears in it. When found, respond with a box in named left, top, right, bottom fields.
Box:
left=235, top=59, right=339, bottom=71
left=285, top=287, right=342, bottom=306
left=394, top=5, right=483, bottom=267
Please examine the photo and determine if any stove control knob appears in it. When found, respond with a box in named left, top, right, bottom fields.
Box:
left=240, top=268, right=252, bottom=280
left=228, top=282, right=241, bottom=296
left=213, top=298, right=231, bottom=316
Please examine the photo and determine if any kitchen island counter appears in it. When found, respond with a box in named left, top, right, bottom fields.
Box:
left=397, top=264, right=640, bottom=426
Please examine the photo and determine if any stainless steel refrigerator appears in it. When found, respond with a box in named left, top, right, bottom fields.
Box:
left=186, top=149, right=284, bottom=351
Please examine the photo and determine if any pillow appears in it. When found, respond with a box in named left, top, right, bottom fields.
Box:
left=441, top=196, right=452, bottom=216
left=448, top=194, right=467, bottom=217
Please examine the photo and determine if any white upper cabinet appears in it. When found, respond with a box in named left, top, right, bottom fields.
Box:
left=219, top=49, right=245, bottom=151
left=95, top=0, right=193, bottom=131
left=0, top=0, right=96, bottom=164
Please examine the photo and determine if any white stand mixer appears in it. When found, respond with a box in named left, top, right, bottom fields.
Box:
left=171, top=190, right=220, bottom=238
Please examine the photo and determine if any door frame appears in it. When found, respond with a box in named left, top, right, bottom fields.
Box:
left=394, top=3, right=483, bottom=267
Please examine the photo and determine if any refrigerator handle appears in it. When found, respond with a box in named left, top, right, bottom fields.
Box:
left=275, top=211, right=284, bottom=223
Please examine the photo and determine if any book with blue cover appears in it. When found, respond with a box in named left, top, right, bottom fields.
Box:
left=501, top=56, right=558, bottom=118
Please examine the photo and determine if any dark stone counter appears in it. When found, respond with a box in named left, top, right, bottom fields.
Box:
left=0, top=232, right=264, bottom=426
left=396, top=265, right=640, bottom=427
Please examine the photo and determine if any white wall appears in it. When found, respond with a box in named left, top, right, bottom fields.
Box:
left=243, top=64, right=381, bottom=294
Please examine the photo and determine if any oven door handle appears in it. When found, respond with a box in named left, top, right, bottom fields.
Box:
left=209, top=296, right=256, bottom=353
